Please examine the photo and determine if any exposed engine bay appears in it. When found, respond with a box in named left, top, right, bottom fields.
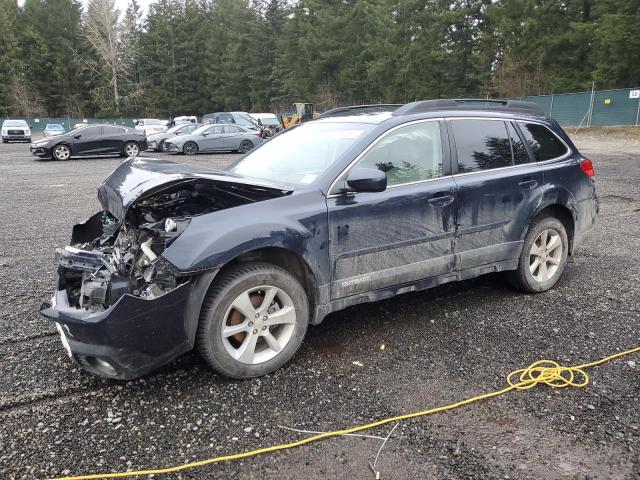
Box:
left=56, top=179, right=284, bottom=312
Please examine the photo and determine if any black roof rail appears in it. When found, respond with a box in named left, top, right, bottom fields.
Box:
left=318, top=104, right=403, bottom=119
left=392, top=99, right=545, bottom=117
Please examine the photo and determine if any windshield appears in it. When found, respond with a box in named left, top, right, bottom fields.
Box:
left=259, top=117, right=280, bottom=126
left=190, top=125, right=210, bottom=135
left=4, top=120, right=28, bottom=127
left=234, top=113, right=260, bottom=128
left=46, top=124, right=63, bottom=129
left=166, top=124, right=186, bottom=133
left=227, top=122, right=373, bottom=185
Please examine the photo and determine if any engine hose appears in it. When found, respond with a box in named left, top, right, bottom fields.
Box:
left=51, top=345, right=640, bottom=480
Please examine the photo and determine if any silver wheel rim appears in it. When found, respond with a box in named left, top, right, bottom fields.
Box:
left=221, top=286, right=296, bottom=365
left=529, top=228, right=563, bottom=283
left=125, top=143, right=139, bottom=156
left=185, top=143, right=196, bottom=154
left=54, top=145, right=70, bottom=160
left=239, top=141, right=252, bottom=153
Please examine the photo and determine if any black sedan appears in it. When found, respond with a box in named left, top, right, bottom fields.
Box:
left=30, top=124, right=147, bottom=161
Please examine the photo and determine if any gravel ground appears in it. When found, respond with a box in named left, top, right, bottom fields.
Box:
left=0, top=129, right=638, bottom=480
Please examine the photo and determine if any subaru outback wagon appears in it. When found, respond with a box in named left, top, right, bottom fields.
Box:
left=40, top=99, right=598, bottom=380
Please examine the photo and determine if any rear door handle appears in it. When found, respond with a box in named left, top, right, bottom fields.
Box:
left=427, top=194, right=454, bottom=207
left=518, top=179, right=538, bottom=190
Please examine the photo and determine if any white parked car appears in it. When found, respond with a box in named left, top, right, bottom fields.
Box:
left=2, top=119, right=31, bottom=143
left=134, top=119, right=168, bottom=136
left=172, top=116, right=198, bottom=126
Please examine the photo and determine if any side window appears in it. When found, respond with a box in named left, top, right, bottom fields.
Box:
left=81, top=126, right=102, bottom=137
left=519, top=123, right=568, bottom=161
left=103, top=126, right=123, bottom=136
left=184, top=125, right=196, bottom=133
left=207, top=125, right=224, bottom=135
left=451, top=119, right=512, bottom=172
left=224, top=125, right=242, bottom=134
left=508, top=122, right=530, bottom=165
left=354, top=122, right=443, bottom=186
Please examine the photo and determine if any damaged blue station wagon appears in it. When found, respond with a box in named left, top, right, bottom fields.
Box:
left=40, top=99, right=599, bottom=380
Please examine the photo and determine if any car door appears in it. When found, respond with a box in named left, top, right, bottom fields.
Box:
left=198, top=125, right=225, bottom=151
left=327, top=120, right=457, bottom=300
left=72, top=126, right=104, bottom=155
left=448, top=118, right=544, bottom=271
left=101, top=126, right=126, bottom=154
left=222, top=125, right=245, bottom=150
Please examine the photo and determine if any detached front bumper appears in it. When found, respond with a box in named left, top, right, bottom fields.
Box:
left=40, top=275, right=195, bottom=380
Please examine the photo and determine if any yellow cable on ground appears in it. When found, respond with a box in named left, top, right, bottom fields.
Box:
left=51, top=346, right=640, bottom=480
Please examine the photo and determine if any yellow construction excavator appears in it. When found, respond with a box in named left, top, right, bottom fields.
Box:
left=280, top=103, right=316, bottom=128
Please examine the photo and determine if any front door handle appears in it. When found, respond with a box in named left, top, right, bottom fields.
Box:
left=427, top=194, right=454, bottom=207
left=518, top=179, right=538, bottom=190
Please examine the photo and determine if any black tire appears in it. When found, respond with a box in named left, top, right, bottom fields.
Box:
left=506, top=215, right=569, bottom=293
left=183, top=141, right=198, bottom=155
left=238, top=140, right=254, bottom=154
left=156, top=139, right=165, bottom=152
left=197, top=262, right=309, bottom=379
left=52, top=144, right=72, bottom=161
left=121, top=141, right=140, bottom=158
left=2, top=139, right=7, bottom=144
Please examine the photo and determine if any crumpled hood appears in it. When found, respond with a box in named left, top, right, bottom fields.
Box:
left=98, top=157, right=293, bottom=220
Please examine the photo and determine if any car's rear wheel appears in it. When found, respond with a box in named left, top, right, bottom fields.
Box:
left=52, top=144, right=71, bottom=161
left=197, top=263, right=309, bottom=379
left=507, top=216, right=568, bottom=293
left=183, top=142, right=198, bottom=155
left=238, top=140, right=254, bottom=154
left=122, top=142, right=140, bottom=157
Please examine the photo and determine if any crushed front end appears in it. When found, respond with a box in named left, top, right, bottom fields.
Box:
left=40, top=158, right=290, bottom=379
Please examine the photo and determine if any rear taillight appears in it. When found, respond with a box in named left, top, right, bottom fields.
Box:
left=580, top=159, right=595, bottom=177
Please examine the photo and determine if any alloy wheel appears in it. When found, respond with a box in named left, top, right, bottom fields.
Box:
left=529, top=228, right=563, bottom=282
left=184, top=142, right=197, bottom=155
left=221, top=286, right=296, bottom=365
left=125, top=143, right=139, bottom=156
left=54, top=145, right=70, bottom=160
left=238, top=140, right=253, bottom=154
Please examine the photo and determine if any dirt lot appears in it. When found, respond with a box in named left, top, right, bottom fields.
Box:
left=1, top=128, right=639, bottom=479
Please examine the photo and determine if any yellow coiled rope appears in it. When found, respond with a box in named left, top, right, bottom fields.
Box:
left=51, top=346, right=640, bottom=480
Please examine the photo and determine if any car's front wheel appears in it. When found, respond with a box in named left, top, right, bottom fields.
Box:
left=52, top=144, right=71, bottom=161
left=197, top=263, right=309, bottom=378
left=507, top=216, right=569, bottom=293
left=183, top=142, right=198, bottom=155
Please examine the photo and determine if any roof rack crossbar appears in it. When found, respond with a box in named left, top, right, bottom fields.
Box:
left=392, top=98, right=545, bottom=117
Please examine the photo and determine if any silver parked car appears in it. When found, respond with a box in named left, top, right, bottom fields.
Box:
left=43, top=123, right=66, bottom=137
left=164, top=124, right=263, bottom=155
left=146, top=123, right=200, bottom=151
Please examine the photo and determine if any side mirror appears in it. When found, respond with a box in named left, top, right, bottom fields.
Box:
left=345, top=167, right=387, bottom=193
left=73, top=135, right=81, bottom=139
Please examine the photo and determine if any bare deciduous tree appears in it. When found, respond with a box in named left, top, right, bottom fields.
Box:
left=78, top=0, right=142, bottom=115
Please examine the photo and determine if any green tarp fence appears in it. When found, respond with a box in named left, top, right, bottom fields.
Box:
left=510, top=87, right=640, bottom=127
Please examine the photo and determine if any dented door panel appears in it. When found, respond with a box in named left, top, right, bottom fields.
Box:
left=327, top=178, right=458, bottom=299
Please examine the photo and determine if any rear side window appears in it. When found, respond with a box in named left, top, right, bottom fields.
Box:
left=519, top=123, right=568, bottom=161
left=507, top=122, right=530, bottom=165
left=451, top=119, right=512, bottom=172
left=354, top=121, right=443, bottom=186
left=224, top=125, right=242, bottom=133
